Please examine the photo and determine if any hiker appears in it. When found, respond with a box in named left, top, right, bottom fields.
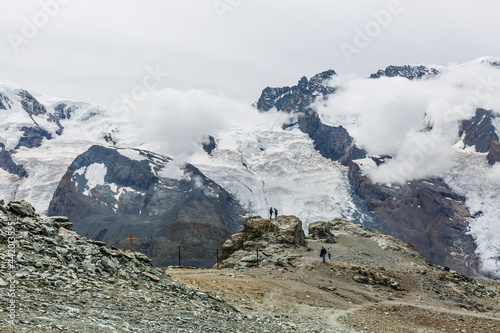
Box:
left=269, top=207, right=273, bottom=219
left=327, top=247, right=331, bottom=260
left=320, top=246, right=327, bottom=262
left=274, top=208, right=278, bottom=220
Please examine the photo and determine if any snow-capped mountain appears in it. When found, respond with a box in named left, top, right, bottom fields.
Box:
left=47, top=145, right=245, bottom=267
left=369, top=64, right=441, bottom=80
left=1, top=58, right=500, bottom=278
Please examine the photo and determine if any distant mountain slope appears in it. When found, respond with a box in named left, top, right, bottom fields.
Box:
left=48, top=145, right=246, bottom=267
left=253, top=66, right=499, bottom=278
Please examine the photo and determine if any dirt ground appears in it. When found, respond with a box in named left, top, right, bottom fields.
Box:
left=169, top=236, right=500, bottom=332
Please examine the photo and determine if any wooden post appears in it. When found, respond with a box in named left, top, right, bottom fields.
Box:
left=126, top=235, right=137, bottom=252
left=178, top=246, right=181, bottom=267
left=216, top=249, right=219, bottom=269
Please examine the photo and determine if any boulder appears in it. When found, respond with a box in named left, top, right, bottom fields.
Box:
left=220, top=216, right=306, bottom=266
left=308, top=221, right=336, bottom=243
left=7, top=200, right=36, bottom=217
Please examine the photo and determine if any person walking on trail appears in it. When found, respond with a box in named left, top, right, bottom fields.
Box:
left=269, top=207, right=273, bottom=219
left=274, top=208, right=278, bottom=220
left=327, top=247, right=331, bottom=260
left=320, top=246, right=327, bottom=262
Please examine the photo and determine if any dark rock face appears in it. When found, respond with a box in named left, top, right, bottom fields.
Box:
left=370, top=65, right=440, bottom=80
left=348, top=162, right=478, bottom=276
left=256, top=70, right=336, bottom=113
left=256, top=69, right=365, bottom=165
left=298, top=111, right=366, bottom=165
left=460, top=108, right=499, bottom=153
left=17, top=90, right=47, bottom=116
left=17, top=90, right=64, bottom=135
left=48, top=145, right=246, bottom=268
left=487, top=141, right=500, bottom=165
left=202, top=135, right=216, bottom=155
left=0, top=143, right=28, bottom=178
left=0, top=93, right=12, bottom=110
left=15, top=126, right=53, bottom=149
left=54, top=103, right=77, bottom=120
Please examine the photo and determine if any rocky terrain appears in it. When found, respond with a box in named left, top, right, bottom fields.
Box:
left=173, top=215, right=500, bottom=332
left=0, top=200, right=306, bottom=332
left=1, top=201, right=499, bottom=332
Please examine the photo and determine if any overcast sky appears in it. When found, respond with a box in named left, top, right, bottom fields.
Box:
left=2, top=0, right=500, bottom=106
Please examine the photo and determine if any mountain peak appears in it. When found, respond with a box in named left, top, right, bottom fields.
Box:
left=255, top=69, right=336, bottom=112
left=370, top=64, right=441, bottom=80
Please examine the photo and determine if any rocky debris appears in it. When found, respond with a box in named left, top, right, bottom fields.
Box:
left=487, top=140, right=500, bottom=165
left=459, top=108, right=499, bottom=153
left=6, top=200, right=37, bottom=217
left=220, top=216, right=306, bottom=269
left=350, top=266, right=400, bottom=289
left=307, top=221, right=336, bottom=243
left=369, top=65, right=440, bottom=80
left=327, top=218, right=421, bottom=256
left=0, top=200, right=305, bottom=332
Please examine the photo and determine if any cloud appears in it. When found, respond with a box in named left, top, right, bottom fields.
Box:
left=316, top=62, right=500, bottom=184
left=128, top=88, right=290, bottom=160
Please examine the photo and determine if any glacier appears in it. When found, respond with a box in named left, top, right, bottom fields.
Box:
left=444, top=146, right=500, bottom=278
left=189, top=126, right=375, bottom=229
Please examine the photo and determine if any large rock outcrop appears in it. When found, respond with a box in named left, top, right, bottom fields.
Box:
left=48, top=145, right=246, bottom=268
left=220, top=215, right=305, bottom=268
left=307, top=221, right=336, bottom=243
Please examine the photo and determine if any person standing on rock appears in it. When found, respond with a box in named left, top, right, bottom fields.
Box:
left=269, top=207, right=273, bottom=219
left=274, top=208, right=278, bottom=220
left=327, top=247, right=331, bottom=260
left=320, top=246, right=327, bottom=262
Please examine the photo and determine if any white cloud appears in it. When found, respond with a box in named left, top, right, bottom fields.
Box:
left=128, top=88, right=290, bottom=160
left=316, top=63, right=500, bottom=184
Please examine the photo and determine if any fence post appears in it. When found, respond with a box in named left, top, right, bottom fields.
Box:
left=178, top=246, right=181, bottom=266
left=256, top=248, right=259, bottom=267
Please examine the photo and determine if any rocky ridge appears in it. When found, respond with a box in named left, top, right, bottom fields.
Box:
left=369, top=65, right=441, bottom=80
left=0, top=200, right=304, bottom=333
left=181, top=215, right=500, bottom=332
